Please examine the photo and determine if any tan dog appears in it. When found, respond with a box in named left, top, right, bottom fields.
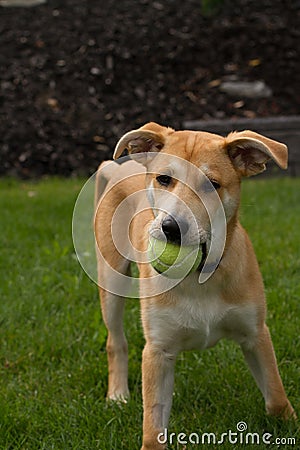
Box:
left=94, top=122, right=295, bottom=450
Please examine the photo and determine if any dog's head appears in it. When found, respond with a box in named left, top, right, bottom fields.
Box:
left=113, top=122, right=288, bottom=270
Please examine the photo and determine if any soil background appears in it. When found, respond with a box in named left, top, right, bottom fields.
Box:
left=0, top=0, right=299, bottom=177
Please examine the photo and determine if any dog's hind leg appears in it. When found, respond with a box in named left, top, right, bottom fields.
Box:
left=97, top=250, right=130, bottom=402
left=100, top=286, right=130, bottom=402
left=95, top=162, right=131, bottom=402
left=241, top=323, right=296, bottom=419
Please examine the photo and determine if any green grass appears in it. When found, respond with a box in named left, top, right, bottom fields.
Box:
left=0, top=177, right=299, bottom=449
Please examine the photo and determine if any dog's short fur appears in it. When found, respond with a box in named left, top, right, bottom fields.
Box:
left=94, top=123, right=296, bottom=450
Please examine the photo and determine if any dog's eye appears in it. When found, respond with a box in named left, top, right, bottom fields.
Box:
left=203, top=179, right=221, bottom=192
left=156, top=175, right=172, bottom=187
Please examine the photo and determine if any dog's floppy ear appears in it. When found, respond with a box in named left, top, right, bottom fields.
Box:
left=113, top=122, right=173, bottom=160
left=225, top=130, right=288, bottom=177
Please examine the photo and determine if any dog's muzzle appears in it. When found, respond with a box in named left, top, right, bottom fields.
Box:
left=157, top=215, right=221, bottom=276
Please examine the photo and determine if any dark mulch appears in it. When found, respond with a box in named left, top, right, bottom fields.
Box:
left=0, top=0, right=299, bottom=177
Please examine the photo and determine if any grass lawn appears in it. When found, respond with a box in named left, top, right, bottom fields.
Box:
left=0, top=177, right=299, bottom=449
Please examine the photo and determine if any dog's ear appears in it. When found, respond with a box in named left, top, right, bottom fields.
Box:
left=225, top=130, right=288, bottom=177
left=113, top=122, right=173, bottom=160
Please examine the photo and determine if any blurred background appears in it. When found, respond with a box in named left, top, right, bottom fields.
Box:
left=0, top=0, right=299, bottom=177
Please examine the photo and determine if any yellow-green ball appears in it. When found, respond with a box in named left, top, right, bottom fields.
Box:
left=148, top=236, right=202, bottom=278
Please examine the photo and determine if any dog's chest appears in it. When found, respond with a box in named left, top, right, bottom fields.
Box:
left=145, top=281, right=257, bottom=353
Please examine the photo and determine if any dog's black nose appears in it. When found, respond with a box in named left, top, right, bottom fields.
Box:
left=161, top=216, right=189, bottom=244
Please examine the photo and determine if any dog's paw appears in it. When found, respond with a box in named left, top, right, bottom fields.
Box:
left=267, top=401, right=297, bottom=420
left=106, top=391, right=130, bottom=404
left=281, top=404, right=297, bottom=420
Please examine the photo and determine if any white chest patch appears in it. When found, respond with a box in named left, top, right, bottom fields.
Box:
left=145, top=282, right=258, bottom=354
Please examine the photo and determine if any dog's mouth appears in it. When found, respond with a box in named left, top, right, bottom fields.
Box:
left=197, top=242, right=208, bottom=271
left=151, top=240, right=208, bottom=276
left=198, top=241, right=223, bottom=274
left=150, top=240, right=220, bottom=277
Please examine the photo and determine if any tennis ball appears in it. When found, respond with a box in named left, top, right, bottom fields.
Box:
left=148, top=236, right=202, bottom=278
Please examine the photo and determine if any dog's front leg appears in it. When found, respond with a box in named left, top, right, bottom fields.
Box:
left=141, top=343, right=176, bottom=450
left=242, top=323, right=296, bottom=419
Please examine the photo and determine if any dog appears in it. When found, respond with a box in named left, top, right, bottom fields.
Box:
left=94, top=122, right=296, bottom=450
